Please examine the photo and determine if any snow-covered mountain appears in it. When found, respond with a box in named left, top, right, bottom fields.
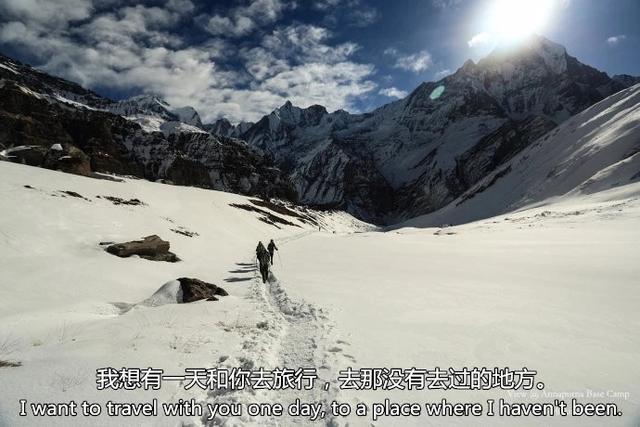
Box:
left=106, top=95, right=205, bottom=135
left=235, top=36, right=630, bottom=223
left=1, top=44, right=640, bottom=426
left=204, top=118, right=254, bottom=139
left=400, top=82, right=640, bottom=227
left=1, top=35, right=637, bottom=225
left=0, top=52, right=206, bottom=136
left=0, top=53, right=113, bottom=109
left=0, top=54, right=295, bottom=200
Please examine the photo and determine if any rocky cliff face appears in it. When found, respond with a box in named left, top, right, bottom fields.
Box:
left=0, top=54, right=295, bottom=201
left=234, top=36, right=627, bottom=222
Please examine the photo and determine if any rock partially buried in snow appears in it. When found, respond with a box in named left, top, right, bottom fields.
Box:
left=137, top=278, right=228, bottom=308
left=178, top=278, right=228, bottom=303
left=105, top=235, right=180, bottom=262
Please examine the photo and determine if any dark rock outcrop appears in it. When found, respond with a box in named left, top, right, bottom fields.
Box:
left=1, top=142, right=92, bottom=176
left=1, top=145, right=47, bottom=166
left=105, top=235, right=179, bottom=262
left=177, top=278, right=228, bottom=303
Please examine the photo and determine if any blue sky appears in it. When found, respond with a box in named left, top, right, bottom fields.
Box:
left=0, top=0, right=638, bottom=123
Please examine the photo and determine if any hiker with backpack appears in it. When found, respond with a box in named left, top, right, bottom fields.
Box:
left=256, top=241, right=271, bottom=283
left=267, top=239, right=278, bottom=265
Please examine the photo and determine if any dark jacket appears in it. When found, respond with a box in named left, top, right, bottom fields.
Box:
left=256, top=242, right=270, bottom=264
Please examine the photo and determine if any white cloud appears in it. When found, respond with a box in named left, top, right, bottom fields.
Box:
left=261, top=25, right=358, bottom=63
left=261, top=62, right=376, bottom=109
left=0, top=0, right=93, bottom=31
left=607, top=35, right=627, bottom=46
left=383, top=47, right=398, bottom=56
left=385, top=49, right=432, bottom=73
left=468, top=32, right=492, bottom=48
left=0, top=3, right=377, bottom=123
left=313, top=0, right=342, bottom=10
left=314, top=0, right=379, bottom=28
left=200, top=0, right=294, bottom=38
left=236, top=24, right=375, bottom=116
left=431, top=0, right=462, bottom=9
left=378, top=87, right=408, bottom=99
left=167, top=0, right=195, bottom=14
left=348, top=6, right=379, bottom=27
left=399, top=53, right=432, bottom=73
left=434, top=69, right=451, bottom=80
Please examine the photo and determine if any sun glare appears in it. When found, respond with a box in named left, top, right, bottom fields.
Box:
left=487, top=0, right=555, bottom=42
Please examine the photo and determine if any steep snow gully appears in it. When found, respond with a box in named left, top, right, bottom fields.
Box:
left=203, top=231, right=351, bottom=426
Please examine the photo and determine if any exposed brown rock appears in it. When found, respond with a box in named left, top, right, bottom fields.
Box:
left=105, top=235, right=179, bottom=262
left=178, top=278, right=228, bottom=303
left=46, top=145, right=92, bottom=176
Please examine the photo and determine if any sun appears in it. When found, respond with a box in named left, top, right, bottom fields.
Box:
left=486, top=0, right=555, bottom=42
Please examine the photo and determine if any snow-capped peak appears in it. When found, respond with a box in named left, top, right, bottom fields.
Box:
left=481, top=34, right=568, bottom=74
left=127, top=94, right=170, bottom=108
left=270, top=102, right=328, bottom=128
left=236, top=35, right=627, bottom=223
left=107, top=94, right=203, bottom=132
left=171, top=106, right=203, bottom=127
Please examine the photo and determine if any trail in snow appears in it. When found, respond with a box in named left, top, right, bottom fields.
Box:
left=202, top=231, right=354, bottom=426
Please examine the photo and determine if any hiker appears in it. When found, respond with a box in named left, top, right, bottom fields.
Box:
left=256, top=241, right=266, bottom=259
left=267, top=239, right=278, bottom=265
left=256, top=241, right=270, bottom=283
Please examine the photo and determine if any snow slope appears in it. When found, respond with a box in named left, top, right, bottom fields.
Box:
left=1, top=157, right=638, bottom=426
left=277, top=183, right=640, bottom=426
left=401, top=83, right=640, bottom=228
left=0, top=161, right=368, bottom=427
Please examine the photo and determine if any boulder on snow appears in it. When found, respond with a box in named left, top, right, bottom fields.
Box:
left=133, top=278, right=228, bottom=308
left=43, top=144, right=91, bottom=176
left=105, top=235, right=180, bottom=262
left=178, top=278, right=228, bottom=303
